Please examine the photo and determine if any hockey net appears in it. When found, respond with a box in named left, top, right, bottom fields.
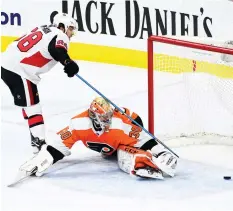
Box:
left=147, top=36, right=233, bottom=147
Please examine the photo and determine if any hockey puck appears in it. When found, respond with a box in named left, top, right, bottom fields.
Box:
left=223, top=176, right=231, bottom=180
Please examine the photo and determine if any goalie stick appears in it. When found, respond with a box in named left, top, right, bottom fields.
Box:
left=75, top=73, right=179, bottom=158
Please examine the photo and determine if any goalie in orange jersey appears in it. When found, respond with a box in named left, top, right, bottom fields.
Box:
left=19, top=97, right=177, bottom=179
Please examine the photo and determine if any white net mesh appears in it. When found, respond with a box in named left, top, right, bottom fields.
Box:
left=151, top=38, right=233, bottom=146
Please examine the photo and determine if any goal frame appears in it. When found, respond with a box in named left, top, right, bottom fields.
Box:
left=147, top=36, right=233, bottom=135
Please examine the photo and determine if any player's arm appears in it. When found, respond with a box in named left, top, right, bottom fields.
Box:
left=48, top=35, right=79, bottom=77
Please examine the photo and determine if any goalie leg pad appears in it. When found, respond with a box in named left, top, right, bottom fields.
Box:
left=151, top=145, right=178, bottom=177
left=20, top=144, right=64, bottom=177
left=117, top=145, right=163, bottom=179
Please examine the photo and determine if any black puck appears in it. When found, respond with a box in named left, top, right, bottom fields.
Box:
left=223, top=176, right=231, bottom=180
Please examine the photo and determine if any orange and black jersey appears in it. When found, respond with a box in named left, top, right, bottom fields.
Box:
left=57, top=108, right=156, bottom=155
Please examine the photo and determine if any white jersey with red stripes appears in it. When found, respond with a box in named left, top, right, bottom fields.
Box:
left=1, top=25, right=70, bottom=84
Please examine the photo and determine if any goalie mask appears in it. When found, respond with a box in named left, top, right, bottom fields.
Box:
left=89, top=97, right=114, bottom=132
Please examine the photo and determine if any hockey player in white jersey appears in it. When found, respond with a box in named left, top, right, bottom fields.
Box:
left=1, top=13, right=79, bottom=154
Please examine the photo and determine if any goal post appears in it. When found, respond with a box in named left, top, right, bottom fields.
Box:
left=147, top=36, right=233, bottom=145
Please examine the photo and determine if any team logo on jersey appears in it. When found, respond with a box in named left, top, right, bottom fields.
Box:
left=60, top=131, right=72, bottom=140
left=102, top=147, right=111, bottom=153
left=56, top=40, right=68, bottom=50
left=86, top=142, right=114, bottom=154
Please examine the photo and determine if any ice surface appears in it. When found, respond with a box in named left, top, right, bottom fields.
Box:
left=1, top=61, right=233, bottom=211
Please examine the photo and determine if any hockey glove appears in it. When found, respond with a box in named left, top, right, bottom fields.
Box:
left=64, top=59, right=79, bottom=77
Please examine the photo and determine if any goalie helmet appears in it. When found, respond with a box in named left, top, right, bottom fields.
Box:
left=53, top=13, right=78, bottom=33
left=89, top=97, right=114, bottom=132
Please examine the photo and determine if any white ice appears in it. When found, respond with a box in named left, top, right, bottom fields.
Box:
left=1, top=61, right=233, bottom=211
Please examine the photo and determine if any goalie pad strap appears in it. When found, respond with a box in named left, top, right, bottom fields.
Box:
left=140, top=139, right=158, bottom=151
left=47, top=145, right=65, bottom=163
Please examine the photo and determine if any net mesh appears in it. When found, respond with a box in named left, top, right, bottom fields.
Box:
left=149, top=37, right=233, bottom=146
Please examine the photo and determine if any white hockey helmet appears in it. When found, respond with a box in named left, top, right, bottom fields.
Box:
left=53, top=13, right=78, bottom=33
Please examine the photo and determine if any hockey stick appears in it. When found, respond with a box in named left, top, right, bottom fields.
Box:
left=75, top=74, right=179, bottom=158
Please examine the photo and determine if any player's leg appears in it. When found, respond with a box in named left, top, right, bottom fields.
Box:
left=131, top=113, right=178, bottom=176
left=122, top=108, right=178, bottom=177
left=150, top=143, right=178, bottom=177
left=1, top=67, right=46, bottom=153
left=117, top=145, right=163, bottom=179
left=138, top=139, right=177, bottom=177
left=118, top=144, right=177, bottom=178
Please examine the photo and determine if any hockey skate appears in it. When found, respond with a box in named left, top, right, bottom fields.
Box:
left=31, top=134, right=46, bottom=154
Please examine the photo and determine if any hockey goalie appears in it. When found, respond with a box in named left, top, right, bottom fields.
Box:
left=18, top=97, right=177, bottom=180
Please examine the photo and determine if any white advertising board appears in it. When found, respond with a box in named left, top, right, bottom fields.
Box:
left=1, top=0, right=233, bottom=51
